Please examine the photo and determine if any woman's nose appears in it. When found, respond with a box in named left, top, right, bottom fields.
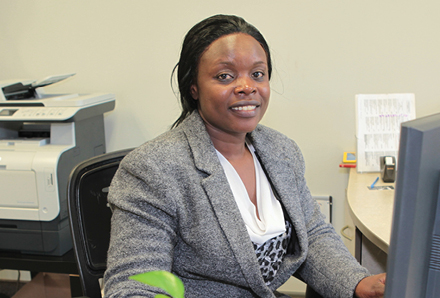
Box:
left=234, top=77, right=256, bottom=95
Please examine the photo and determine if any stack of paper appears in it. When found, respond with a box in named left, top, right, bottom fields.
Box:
left=355, top=93, right=416, bottom=172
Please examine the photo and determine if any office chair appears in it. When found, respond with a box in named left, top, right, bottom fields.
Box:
left=68, top=148, right=134, bottom=298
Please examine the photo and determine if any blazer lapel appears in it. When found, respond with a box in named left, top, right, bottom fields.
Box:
left=181, top=112, right=274, bottom=296
left=249, top=128, right=308, bottom=257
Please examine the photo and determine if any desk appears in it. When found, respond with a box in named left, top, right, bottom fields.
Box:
left=0, top=249, right=82, bottom=296
left=346, top=168, right=394, bottom=273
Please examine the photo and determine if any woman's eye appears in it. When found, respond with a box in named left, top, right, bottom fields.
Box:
left=217, top=73, right=233, bottom=81
left=252, top=71, right=264, bottom=79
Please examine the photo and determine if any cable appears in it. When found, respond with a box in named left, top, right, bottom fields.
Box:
left=16, top=271, right=21, bottom=293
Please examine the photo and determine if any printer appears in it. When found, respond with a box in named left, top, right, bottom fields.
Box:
left=0, top=74, right=115, bottom=255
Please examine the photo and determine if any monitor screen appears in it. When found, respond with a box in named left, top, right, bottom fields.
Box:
left=385, top=112, right=440, bottom=297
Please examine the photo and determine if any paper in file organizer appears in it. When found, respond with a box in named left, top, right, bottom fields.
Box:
left=355, top=93, right=416, bottom=172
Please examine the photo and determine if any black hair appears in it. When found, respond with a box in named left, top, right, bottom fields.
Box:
left=171, top=14, right=272, bottom=128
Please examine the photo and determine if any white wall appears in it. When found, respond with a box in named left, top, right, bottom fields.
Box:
left=2, top=0, right=440, bottom=240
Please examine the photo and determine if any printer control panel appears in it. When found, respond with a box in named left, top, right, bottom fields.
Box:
left=0, top=107, right=78, bottom=121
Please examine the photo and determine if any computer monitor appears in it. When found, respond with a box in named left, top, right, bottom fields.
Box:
left=385, top=112, right=440, bottom=297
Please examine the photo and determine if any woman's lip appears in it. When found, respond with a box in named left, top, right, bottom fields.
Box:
left=231, top=105, right=258, bottom=111
left=230, top=100, right=260, bottom=110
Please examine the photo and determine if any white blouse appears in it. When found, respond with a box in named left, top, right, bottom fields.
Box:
left=215, top=142, right=286, bottom=245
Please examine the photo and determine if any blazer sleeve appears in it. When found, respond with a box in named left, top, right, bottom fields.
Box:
left=288, top=139, right=370, bottom=297
left=103, top=148, right=179, bottom=298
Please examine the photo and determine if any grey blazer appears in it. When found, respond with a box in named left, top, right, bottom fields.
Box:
left=104, top=111, right=369, bottom=298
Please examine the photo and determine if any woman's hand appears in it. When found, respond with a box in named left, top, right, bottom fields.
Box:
left=354, top=273, right=386, bottom=298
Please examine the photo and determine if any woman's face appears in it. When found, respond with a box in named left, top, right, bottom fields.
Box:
left=191, top=33, right=270, bottom=139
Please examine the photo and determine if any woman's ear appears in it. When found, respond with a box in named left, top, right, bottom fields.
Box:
left=190, top=84, right=199, bottom=100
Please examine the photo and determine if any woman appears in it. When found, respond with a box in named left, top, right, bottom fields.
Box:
left=104, top=15, right=385, bottom=297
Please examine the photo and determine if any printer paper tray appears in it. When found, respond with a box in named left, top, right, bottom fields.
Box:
left=0, top=170, right=40, bottom=220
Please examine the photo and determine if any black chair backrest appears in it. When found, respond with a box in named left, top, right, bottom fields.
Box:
left=68, top=148, right=133, bottom=298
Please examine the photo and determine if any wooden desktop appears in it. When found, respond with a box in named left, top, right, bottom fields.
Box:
left=345, top=168, right=394, bottom=274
